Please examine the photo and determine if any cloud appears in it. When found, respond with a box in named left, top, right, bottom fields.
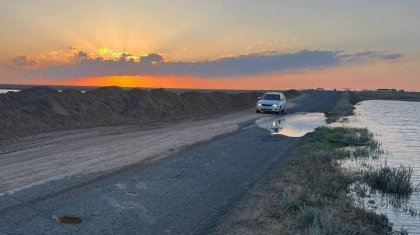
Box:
left=24, top=50, right=401, bottom=79
left=12, top=56, right=37, bottom=67
left=140, top=53, right=164, bottom=64
left=338, top=50, right=402, bottom=62
left=76, top=51, right=88, bottom=60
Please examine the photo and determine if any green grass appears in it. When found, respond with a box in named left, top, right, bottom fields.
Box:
left=363, top=164, right=413, bottom=195
left=267, top=127, right=394, bottom=234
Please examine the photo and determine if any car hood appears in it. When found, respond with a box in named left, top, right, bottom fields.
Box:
left=258, top=100, right=281, bottom=105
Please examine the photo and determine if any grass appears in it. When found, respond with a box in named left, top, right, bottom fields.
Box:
left=216, top=127, right=394, bottom=234
left=363, top=164, right=413, bottom=195
left=394, top=227, right=409, bottom=235
left=216, top=92, right=415, bottom=235
left=276, top=127, right=394, bottom=234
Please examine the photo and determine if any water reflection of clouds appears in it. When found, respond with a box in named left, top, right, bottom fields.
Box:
left=256, top=112, right=326, bottom=137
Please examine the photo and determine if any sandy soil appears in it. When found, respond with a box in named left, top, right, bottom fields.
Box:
left=0, top=110, right=263, bottom=196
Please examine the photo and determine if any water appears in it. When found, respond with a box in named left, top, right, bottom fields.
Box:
left=256, top=112, right=326, bottom=137
left=0, top=89, right=19, bottom=94
left=338, top=100, right=420, bottom=232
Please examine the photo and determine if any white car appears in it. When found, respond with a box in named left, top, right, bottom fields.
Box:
left=256, top=92, right=286, bottom=114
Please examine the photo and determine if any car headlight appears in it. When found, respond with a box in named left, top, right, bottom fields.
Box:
left=273, top=104, right=278, bottom=107
left=258, top=103, right=262, bottom=106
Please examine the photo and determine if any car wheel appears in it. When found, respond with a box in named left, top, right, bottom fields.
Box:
left=281, top=109, right=285, bottom=114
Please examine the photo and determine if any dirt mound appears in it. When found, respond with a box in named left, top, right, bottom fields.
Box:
left=0, top=87, right=264, bottom=140
left=283, top=89, right=300, bottom=99
left=0, top=87, right=300, bottom=140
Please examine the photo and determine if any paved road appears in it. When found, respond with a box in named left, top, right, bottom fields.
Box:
left=0, top=91, right=340, bottom=235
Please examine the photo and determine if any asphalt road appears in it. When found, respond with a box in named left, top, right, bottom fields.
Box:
left=0, top=91, right=340, bottom=235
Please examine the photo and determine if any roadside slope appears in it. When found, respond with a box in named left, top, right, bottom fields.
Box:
left=0, top=91, right=340, bottom=235
left=0, top=87, right=268, bottom=140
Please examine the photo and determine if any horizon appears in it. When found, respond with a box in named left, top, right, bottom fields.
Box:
left=1, top=1, right=419, bottom=91
left=0, top=83, right=414, bottom=93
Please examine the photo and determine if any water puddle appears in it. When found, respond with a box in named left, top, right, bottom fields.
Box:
left=256, top=112, right=326, bottom=137
left=333, top=100, right=420, bottom=233
left=0, top=89, right=20, bottom=94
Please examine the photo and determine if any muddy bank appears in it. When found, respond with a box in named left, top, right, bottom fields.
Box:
left=350, top=90, right=420, bottom=104
left=0, top=87, right=299, bottom=140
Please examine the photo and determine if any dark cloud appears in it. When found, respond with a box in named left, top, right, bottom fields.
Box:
left=76, top=51, right=88, bottom=60
left=26, top=50, right=402, bottom=79
left=338, top=50, right=402, bottom=62
left=12, top=56, right=37, bottom=67
left=119, top=53, right=131, bottom=61
left=379, top=53, right=401, bottom=61
left=140, top=53, right=164, bottom=64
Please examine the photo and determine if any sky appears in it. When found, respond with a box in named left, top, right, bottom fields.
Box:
left=0, top=0, right=419, bottom=90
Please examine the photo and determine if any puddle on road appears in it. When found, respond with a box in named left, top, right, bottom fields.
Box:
left=256, top=112, right=326, bottom=137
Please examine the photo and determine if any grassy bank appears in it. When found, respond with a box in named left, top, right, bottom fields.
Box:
left=362, top=164, right=413, bottom=195
left=216, top=127, right=393, bottom=235
left=216, top=92, right=414, bottom=234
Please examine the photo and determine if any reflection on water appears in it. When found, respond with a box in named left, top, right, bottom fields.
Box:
left=256, top=112, right=326, bottom=137
left=0, top=89, right=20, bottom=94
left=337, top=100, right=420, bottom=232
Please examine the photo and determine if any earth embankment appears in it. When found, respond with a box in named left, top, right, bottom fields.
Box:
left=0, top=87, right=296, bottom=140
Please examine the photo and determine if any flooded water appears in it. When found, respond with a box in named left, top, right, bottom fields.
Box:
left=338, top=100, right=420, bottom=232
left=256, top=112, right=326, bottom=137
left=0, top=89, right=20, bottom=94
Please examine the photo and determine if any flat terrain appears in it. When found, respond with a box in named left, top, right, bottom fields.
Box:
left=0, top=91, right=340, bottom=235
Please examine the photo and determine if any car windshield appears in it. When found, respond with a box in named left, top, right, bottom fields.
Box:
left=261, top=94, right=280, bottom=101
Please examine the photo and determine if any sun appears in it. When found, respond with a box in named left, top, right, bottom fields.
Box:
left=99, top=48, right=110, bottom=55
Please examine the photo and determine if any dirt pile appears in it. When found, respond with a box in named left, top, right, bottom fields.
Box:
left=0, top=87, right=266, bottom=140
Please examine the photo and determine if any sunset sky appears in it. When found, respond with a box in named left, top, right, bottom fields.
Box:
left=0, top=0, right=419, bottom=90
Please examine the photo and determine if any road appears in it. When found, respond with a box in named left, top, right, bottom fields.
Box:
left=0, top=91, right=340, bottom=235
